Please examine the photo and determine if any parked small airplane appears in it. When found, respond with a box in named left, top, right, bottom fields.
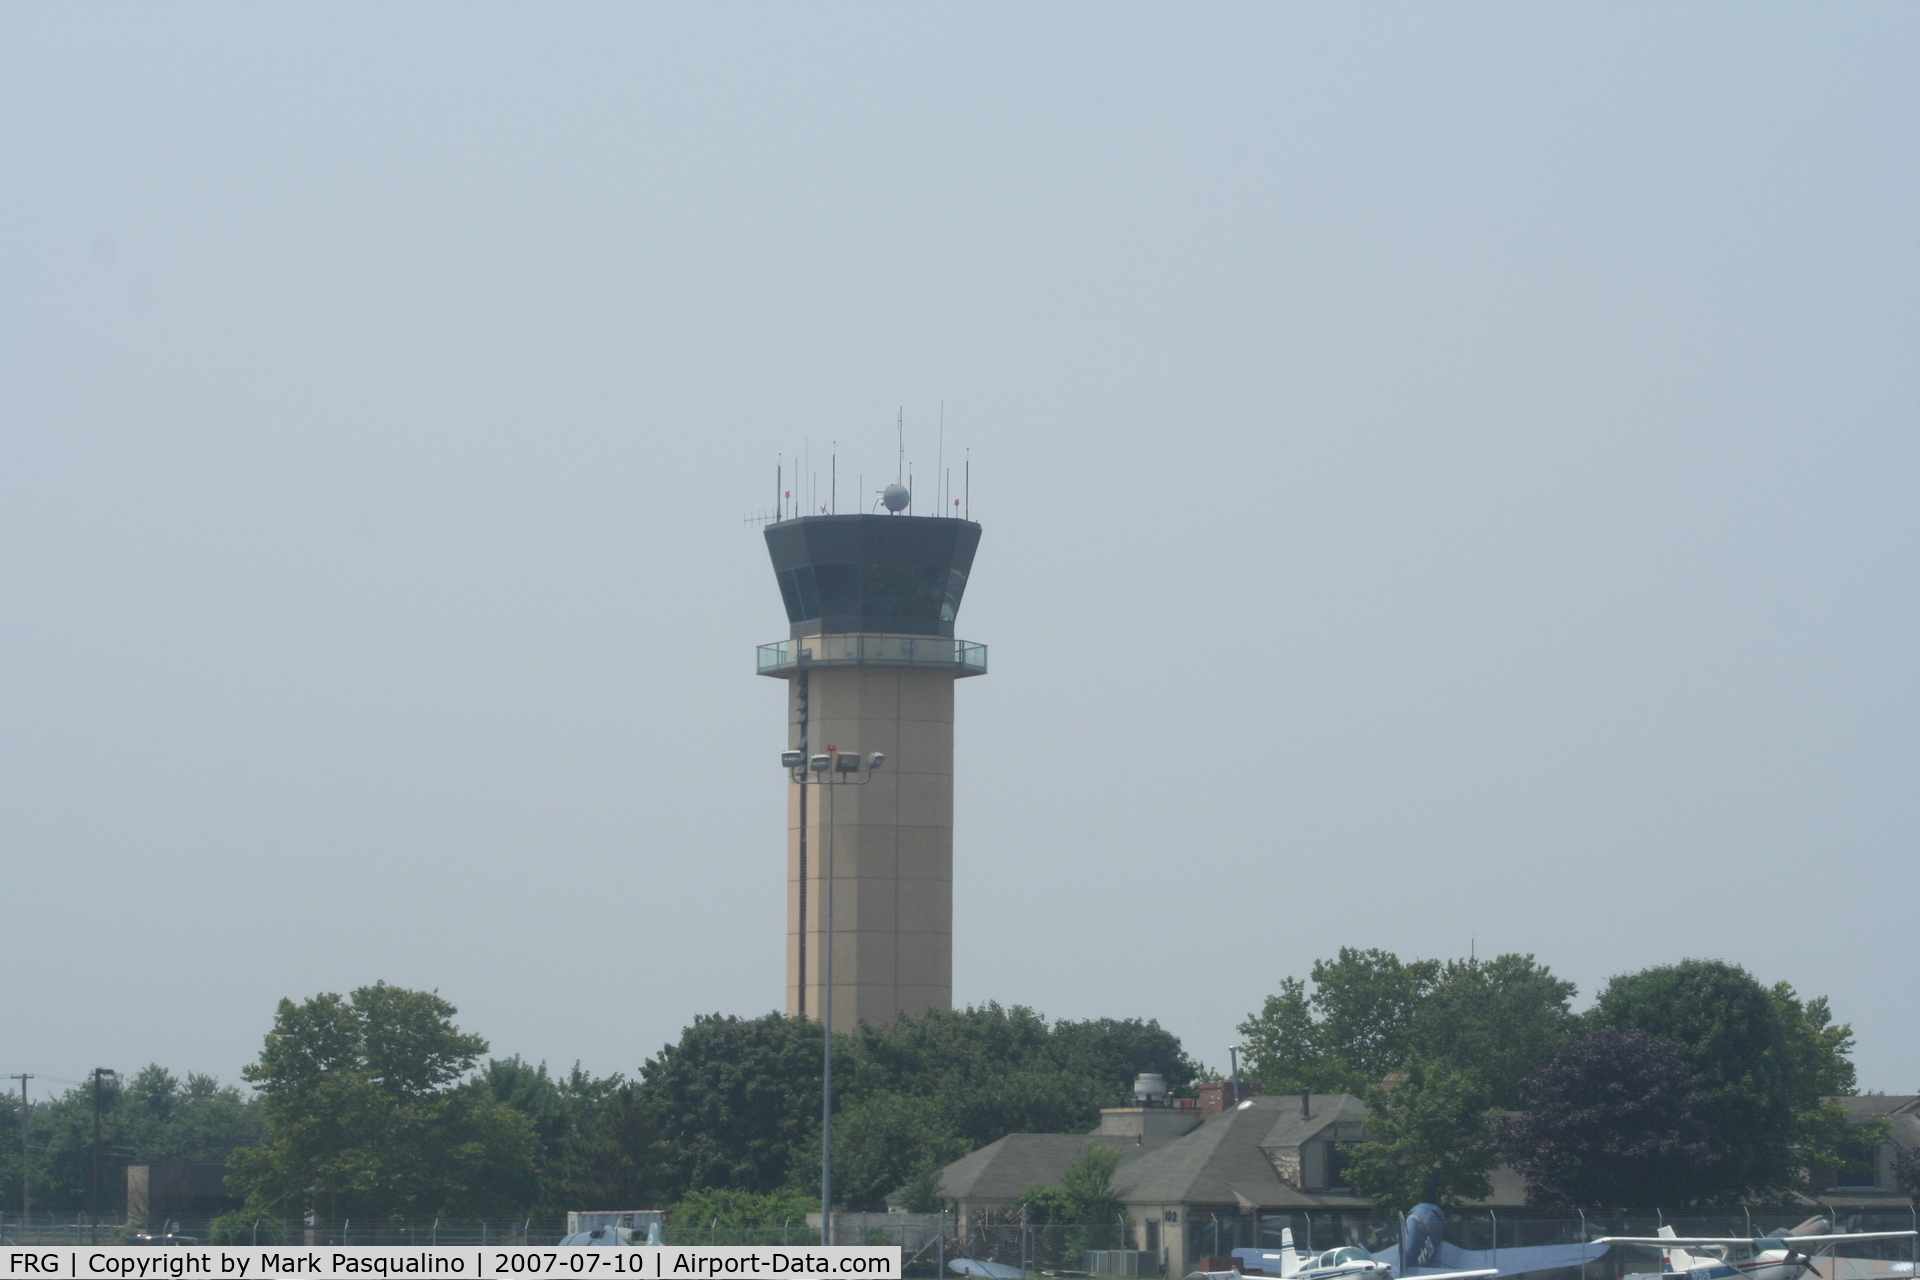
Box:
left=1235, top=1203, right=1612, bottom=1280
left=1234, top=1218, right=1496, bottom=1280
left=558, top=1221, right=663, bottom=1246
left=1594, top=1221, right=1918, bottom=1280
left=949, top=1259, right=1026, bottom=1279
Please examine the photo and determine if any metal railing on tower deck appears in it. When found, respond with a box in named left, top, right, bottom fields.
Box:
left=756, top=635, right=987, bottom=677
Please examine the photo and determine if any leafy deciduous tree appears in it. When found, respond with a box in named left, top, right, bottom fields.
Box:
left=0, top=1068, right=263, bottom=1214
left=485, top=1057, right=660, bottom=1214
left=1502, top=1030, right=1715, bottom=1208
left=638, top=1012, right=827, bottom=1200
left=1238, top=950, right=1576, bottom=1106
left=1588, top=960, right=1829, bottom=1201
left=1417, top=956, right=1579, bottom=1108
left=637, top=1004, right=1198, bottom=1211
left=1891, top=1143, right=1920, bottom=1197
left=1017, top=1145, right=1124, bottom=1226
left=1345, top=1059, right=1499, bottom=1217
left=229, top=983, right=537, bottom=1219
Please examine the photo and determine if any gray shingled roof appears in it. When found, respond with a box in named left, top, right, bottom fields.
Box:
left=933, top=1093, right=1541, bottom=1213
left=937, top=1132, right=1168, bottom=1203
left=1829, top=1095, right=1920, bottom=1120
left=1113, top=1094, right=1373, bottom=1210
left=933, top=1091, right=1920, bottom=1217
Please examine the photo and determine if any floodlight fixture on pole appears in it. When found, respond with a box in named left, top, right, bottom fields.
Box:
left=780, top=747, right=885, bottom=1245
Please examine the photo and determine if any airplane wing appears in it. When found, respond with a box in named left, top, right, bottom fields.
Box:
left=1599, top=1237, right=1765, bottom=1247
left=950, top=1261, right=1026, bottom=1279
left=1401, top=1243, right=1613, bottom=1276
left=1401, top=1269, right=1498, bottom=1280
left=1597, top=1234, right=1917, bottom=1249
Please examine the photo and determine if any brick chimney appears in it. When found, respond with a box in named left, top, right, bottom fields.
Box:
left=1197, top=1080, right=1263, bottom=1114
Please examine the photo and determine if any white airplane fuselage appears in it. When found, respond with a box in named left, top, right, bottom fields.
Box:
left=1299, top=1264, right=1394, bottom=1280
left=1669, top=1251, right=1824, bottom=1280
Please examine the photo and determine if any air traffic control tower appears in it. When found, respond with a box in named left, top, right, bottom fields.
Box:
left=757, top=504, right=985, bottom=1032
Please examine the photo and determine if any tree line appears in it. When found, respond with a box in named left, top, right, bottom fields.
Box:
left=0, top=1067, right=265, bottom=1217
left=6, top=954, right=1901, bottom=1224
left=2, top=984, right=1197, bottom=1223
left=1238, top=950, right=1884, bottom=1211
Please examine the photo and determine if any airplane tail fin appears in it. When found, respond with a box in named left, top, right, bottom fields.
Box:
left=1280, top=1231, right=1300, bottom=1278
left=1658, top=1225, right=1706, bottom=1273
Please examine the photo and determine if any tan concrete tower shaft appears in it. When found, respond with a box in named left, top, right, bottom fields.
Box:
left=784, top=662, right=956, bottom=1032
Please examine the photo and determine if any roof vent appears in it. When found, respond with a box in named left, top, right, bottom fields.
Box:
left=1133, top=1073, right=1168, bottom=1107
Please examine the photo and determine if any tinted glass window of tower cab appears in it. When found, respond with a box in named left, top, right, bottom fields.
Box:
left=765, top=513, right=981, bottom=637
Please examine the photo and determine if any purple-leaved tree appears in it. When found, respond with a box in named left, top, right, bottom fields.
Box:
left=1503, top=1030, right=1716, bottom=1208
left=1891, top=1142, right=1920, bottom=1197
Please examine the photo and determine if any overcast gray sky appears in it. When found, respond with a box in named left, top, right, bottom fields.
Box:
left=3, top=4, right=1915, bottom=1096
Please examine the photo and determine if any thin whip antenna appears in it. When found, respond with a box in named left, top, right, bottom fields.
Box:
left=965, top=450, right=970, bottom=521
left=831, top=443, right=837, bottom=514
left=777, top=459, right=783, bottom=521
left=938, top=401, right=945, bottom=517
left=896, top=407, right=904, bottom=485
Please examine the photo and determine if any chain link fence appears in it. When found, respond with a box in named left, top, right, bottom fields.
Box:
left=3, top=1207, right=1913, bottom=1280
left=1176, top=1209, right=1920, bottom=1280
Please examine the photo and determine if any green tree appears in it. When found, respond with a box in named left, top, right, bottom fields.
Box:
left=1237, top=978, right=1348, bottom=1094
left=638, top=1012, right=827, bottom=1200
left=486, top=1058, right=660, bottom=1215
left=1767, top=983, right=1868, bottom=1194
left=669, top=1187, right=816, bottom=1240
left=206, top=1211, right=287, bottom=1244
left=1588, top=960, right=1817, bottom=1201
left=1017, top=1144, right=1124, bottom=1226
left=1239, top=950, right=1575, bottom=1104
left=229, top=982, right=537, bottom=1219
left=0, top=1067, right=264, bottom=1214
left=841, top=1005, right=1199, bottom=1149
left=1310, top=950, right=1442, bottom=1084
left=1412, top=956, right=1577, bottom=1108
left=547, top=1081, right=661, bottom=1213
left=640, top=1004, right=1197, bottom=1211
left=1345, top=1060, right=1499, bottom=1217
left=897, top=1162, right=947, bottom=1214
left=788, top=1092, right=968, bottom=1212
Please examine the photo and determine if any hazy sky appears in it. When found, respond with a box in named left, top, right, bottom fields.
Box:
left=3, top=4, right=1915, bottom=1098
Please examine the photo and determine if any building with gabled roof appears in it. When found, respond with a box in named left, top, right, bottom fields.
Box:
left=928, top=1090, right=1529, bottom=1276
left=1817, top=1095, right=1920, bottom=1207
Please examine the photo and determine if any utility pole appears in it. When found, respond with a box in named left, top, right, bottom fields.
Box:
left=9, top=1075, right=33, bottom=1231
left=90, top=1069, right=115, bottom=1240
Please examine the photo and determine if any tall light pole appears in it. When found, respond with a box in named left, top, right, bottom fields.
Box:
left=90, top=1068, right=115, bottom=1241
left=9, top=1074, right=32, bottom=1231
left=781, top=746, right=885, bottom=1246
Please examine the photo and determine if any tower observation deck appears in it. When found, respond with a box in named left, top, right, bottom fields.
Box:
left=758, top=513, right=984, bottom=1031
